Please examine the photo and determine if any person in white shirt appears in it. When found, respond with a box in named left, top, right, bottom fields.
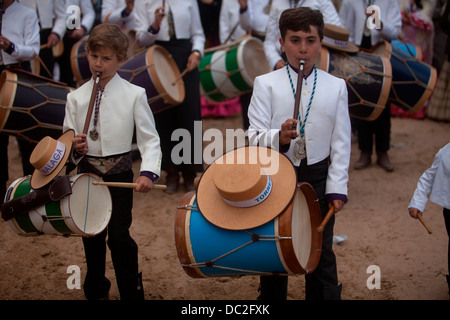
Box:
left=248, top=6, right=350, bottom=300
left=339, top=0, right=402, bottom=48
left=52, top=0, right=95, bottom=86
left=219, top=0, right=247, bottom=44
left=233, top=0, right=275, bottom=130
left=238, top=0, right=274, bottom=41
left=64, top=23, right=161, bottom=300
left=339, top=0, right=402, bottom=172
left=0, top=0, right=40, bottom=210
left=0, top=0, right=40, bottom=68
left=134, top=0, right=205, bottom=193
left=101, top=0, right=136, bottom=30
left=408, top=142, right=450, bottom=296
left=18, top=0, right=66, bottom=78
left=264, top=0, right=343, bottom=70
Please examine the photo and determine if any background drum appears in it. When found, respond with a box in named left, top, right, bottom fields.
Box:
left=118, top=45, right=185, bottom=113
left=4, top=173, right=112, bottom=237
left=174, top=183, right=322, bottom=278
left=370, top=40, right=437, bottom=114
left=390, top=40, right=422, bottom=61
left=70, top=35, right=91, bottom=86
left=199, top=36, right=271, bottom=103
left=317, top=46, right=392, bottom=121
left=0, top=70, right=72, bottom=143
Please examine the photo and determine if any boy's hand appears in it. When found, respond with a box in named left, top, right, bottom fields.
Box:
left=280, top=119, right=298, bottom=145
left=275, top=60, right=286, bottom=70
left=0, top=36, right=11, bottom=51
left=73, top=133, right=88, bottom=155
left=331, top=199, right=345, bottom=213
left=135, top=175, right=153, bottom=193
left=408, top=207, right=421, bottom=219
left=125, top=0, right=134, bottom=14
left=152, top=6, right=166, bottom=29
left=187, top=51, right=201, bottom=71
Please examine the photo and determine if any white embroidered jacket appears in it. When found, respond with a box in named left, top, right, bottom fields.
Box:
left=63, top=74, right=162, bottom=177
left=248, top=65, right=351, bottom=196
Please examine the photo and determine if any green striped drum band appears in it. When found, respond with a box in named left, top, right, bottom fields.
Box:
left=5, top=173, right=112, bottom=237
left=199, top=37, right=271, bottom=103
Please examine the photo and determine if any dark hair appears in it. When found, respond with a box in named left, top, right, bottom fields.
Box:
left=86, top=24, right=129, bottom=61
left=279, top=7, right=324, bottom=40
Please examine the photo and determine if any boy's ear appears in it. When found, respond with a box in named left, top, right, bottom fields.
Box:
left=279, top=37, right=286, bottom=53
left=117, top=58, right=125, bottom=67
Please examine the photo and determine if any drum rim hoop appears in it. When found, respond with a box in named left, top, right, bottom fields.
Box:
left=174, top=191, right=206, bottom=278
left=0, top=71, right=18, bottom=130
left=146, top=45, right=185, bottom=105
left=277, top=182, right=322, bottom=274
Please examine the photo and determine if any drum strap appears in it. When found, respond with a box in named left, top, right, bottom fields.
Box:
left=1, top=176, right=72, bottom=222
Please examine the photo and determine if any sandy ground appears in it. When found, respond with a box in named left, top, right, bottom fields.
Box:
left=0, top=111, right=449, bottom=301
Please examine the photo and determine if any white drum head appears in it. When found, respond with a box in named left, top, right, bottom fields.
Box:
left=150, top=47, right=185, bottom=103
left=68, top=174, right=112, bottom=236
left=291, top=188, right=312, bottom=268
left=238, top=38, right=271, bottom=85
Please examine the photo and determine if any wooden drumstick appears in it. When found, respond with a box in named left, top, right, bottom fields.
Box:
left=172, top=67, right=188, bottom=85
left=317, top=205, right=335, bottom=233
left=92, top=181, right=167, bottom=190
left=417, top=214, right=432, bottom=234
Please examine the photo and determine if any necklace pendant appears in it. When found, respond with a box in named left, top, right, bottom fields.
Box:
left=89, top=128, right=99, bottom=141
left=293, top=136, right=306, bottom=162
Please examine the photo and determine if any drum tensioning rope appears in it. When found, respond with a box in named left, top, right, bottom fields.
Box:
left=177, top=204, right=293, bottom=276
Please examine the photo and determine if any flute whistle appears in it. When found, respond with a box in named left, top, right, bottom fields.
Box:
left=292, top=60, right=306, bottom=132
left=82, top=72, right=102, bottom=138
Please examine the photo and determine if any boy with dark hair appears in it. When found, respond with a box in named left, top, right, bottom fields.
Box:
left=248, top=7, right=351, bottom=300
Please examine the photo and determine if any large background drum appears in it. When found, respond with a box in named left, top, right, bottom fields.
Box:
left=174, top=183, right=322, bottom=278
left=199, top=36, right=271, bottom=103
left=317, top=47, right=392, bottom=121
left=4, top=173, right=112, bottom=237
left=0, top=70, right=72, bottom=143
left=118, top=45, right=185, bottom=113
left=370, top=40, right=437, bottom=114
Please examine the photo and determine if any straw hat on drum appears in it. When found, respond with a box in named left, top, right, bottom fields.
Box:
left=196, top=146, right=297, bottom=230
left=322, top=24, right=359, bottom=53
left=29, top=130, right=74, bottom=189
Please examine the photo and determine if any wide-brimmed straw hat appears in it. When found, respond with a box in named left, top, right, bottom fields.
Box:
left=29, top=130, right=74, bottom=189
left=196, top=146, right=297, bottom=230
left=322, top=24, right=359, bottom=53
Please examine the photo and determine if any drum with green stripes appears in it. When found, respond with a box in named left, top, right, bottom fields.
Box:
left=199, top=36, right=271, bottom=103
left=4, top=173, right=112, bottom=237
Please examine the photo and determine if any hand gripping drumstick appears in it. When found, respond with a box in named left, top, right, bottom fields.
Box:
left=92, top=181, right=167, bottom=191
left=417, top=214, right=433, bottom=234
left=292, top=60, right=306, bottom=133
left=317, top=205, right=335, bottom=233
